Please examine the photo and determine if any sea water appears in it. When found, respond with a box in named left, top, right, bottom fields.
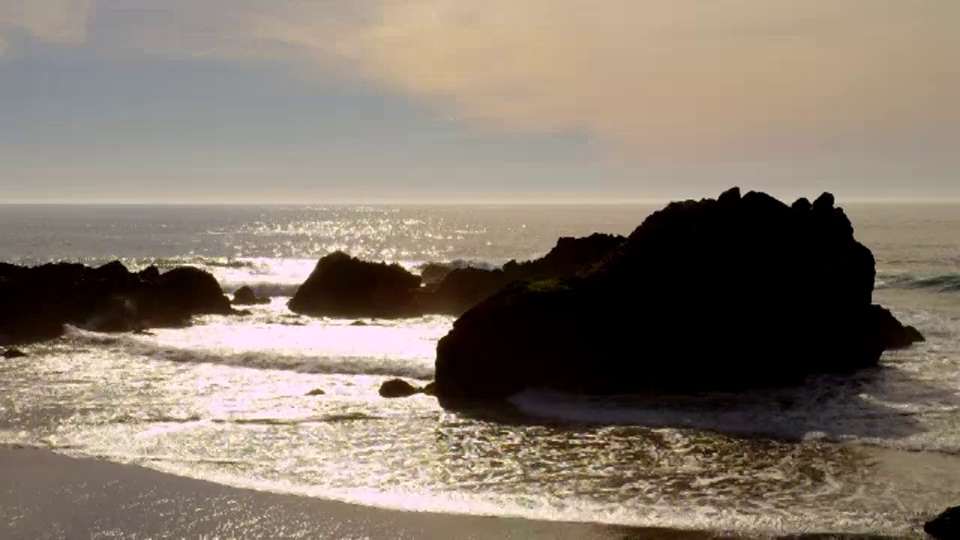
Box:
left=0, top=202, right=958, bottom=537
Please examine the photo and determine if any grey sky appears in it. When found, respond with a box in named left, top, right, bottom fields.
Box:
left=1, top=1, right=957, bottom=202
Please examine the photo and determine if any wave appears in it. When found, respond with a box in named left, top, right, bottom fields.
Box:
left=217, top=280, right=301, bottom=297
left=876, top=272, right=960, bottom=293
left=62, top=327, right=435, bottom=380
left=509, top=381, right=960, bottom=457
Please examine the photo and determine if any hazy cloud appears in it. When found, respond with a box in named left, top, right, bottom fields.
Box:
left=0, top=0, right=94, bottom=44
left=329, top=0, right=960, bottom=158
left=3, top=0, right=958, bottom=160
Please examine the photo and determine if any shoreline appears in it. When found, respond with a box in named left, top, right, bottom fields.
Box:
left=1, top=445, right=913, bottom=539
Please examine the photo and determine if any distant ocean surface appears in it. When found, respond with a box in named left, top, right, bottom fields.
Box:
left=1, top=203, right=958, bottom=537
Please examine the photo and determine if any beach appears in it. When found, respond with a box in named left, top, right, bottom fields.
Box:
left=5, top=445, right=923, bottom=539
left=2, top=444, right=719, bottom=540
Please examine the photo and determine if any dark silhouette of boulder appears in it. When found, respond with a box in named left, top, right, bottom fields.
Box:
left=378, top=378, right=420, bottom=398
left=421, top=233, right=626, bottom=315
left=503, top=233, right=625, bottom=279
left=305, top=388, right=326, bottom=396
left=138, top=265, right=161, bottom=282
left=292, top=236, right=626, bottom=319
left=420, top=381, right=437, bottom=396
left=926, top=507, right=960, bottom=539
left=419, top=263, right=455, bottom=287
left=433, top=187, right=924, bottom=405
left=0, top=262, right=234, bottom=344
left=423, top=267, right=511, bottom=315
left=232, top=286, right=270, bottom=306
left=288, top=252, right=421, bottom=318
left=2, top=348, right=26, bottom=359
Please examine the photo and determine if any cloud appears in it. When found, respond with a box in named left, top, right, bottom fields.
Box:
left=3, top=0, right=958, bottom=161
left=0, top=0, right=94, bottom=44
left=319, top=0, right=960, bottom=158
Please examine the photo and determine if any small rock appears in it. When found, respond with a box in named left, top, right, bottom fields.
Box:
left=421, top=381, right=437, bottom=396
left=305, top=388, right=326, bottom=396
left=378, top=378, right=419, bottom=398
left=925, top=506, right=960, bottom=539
left=232, top=286, right=270, bottom=306
left=350, top=320, right=367, bottom=326
left=2, top=348, right=26, bottom=359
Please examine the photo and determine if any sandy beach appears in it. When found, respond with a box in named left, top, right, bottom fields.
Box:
left=0, top=445, right=704, bottom=540
left=1, top=445, right=918, bottom=539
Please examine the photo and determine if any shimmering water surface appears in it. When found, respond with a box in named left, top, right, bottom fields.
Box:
left=0, top=203, right=958, bottom=537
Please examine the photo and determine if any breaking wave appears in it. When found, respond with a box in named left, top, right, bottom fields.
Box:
left=62, top=326, right=435, bottom=380
left=877, top=272, right=960, bottom=293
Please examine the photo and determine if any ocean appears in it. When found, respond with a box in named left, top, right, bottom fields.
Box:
left=0, top=202, right=958, bottom=537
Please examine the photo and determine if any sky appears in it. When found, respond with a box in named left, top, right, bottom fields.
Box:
left=1, top=0, right=958, bottom=203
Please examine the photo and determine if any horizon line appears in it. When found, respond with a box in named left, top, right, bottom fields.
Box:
left=1, top=196, right=960, bottom=206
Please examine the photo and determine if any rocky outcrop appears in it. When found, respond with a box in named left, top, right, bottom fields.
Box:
left=290, top=235, right=626, bottom=319
left=503, top=233, right=624, bottom=279
left=232, top=286, right=270, bottom=306
left=925, top=507, right=960, bottom=539
left=0, top=261, right=234, bottom=344
left=421, top=267, right=512, bottom=315
left=421, top=233, right=626, bottom=315
left=433, top=188, right=925, bottom=405
left=288, top=252, right=421, bottom=318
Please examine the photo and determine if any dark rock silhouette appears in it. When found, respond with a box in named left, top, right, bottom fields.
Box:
left=422, top=233, right=625, bottom=315
left=925, top=507, right=960, bottom=539
left=422, top=267, right=511, bottom=315
left=232, top=286, right=270, bottom=306
left=0, top=261, right=234, bottom=344
left=2, top=348, right=27, bottom=359
left=291, top=234, right=625, bottom=319
left=419, top=262, right=456, bottom=287
left=288, top=252, right=421, bottom=318
left=305, top=388, right=326, bottom=396
left=420, top=381, right=437, bottom=396
left=378, top=378, right=420, bottom=398
left=433, top=188, right=925, bottom=405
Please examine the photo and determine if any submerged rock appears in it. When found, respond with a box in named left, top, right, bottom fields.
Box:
left=925, top=507, right=960, bottom=539
left=232, top=286, right=270, bottom=306
left=0, top=261, right=234, bottom=344
left=434, top=187, right=924, bottom=405
left=288, top=252, right=421, bottom=318
left=378, top=378, right=420, bottom=398
left=2, top=348, right=26, bottom=359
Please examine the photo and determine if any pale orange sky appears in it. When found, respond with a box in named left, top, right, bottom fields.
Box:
left=1, top=1, right=958, bottom=202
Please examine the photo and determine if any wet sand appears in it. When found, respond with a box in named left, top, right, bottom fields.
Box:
left=0, top=445, right=909, bottom=539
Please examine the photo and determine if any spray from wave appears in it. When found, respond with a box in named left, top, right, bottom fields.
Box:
left=62, top=326, right=436, bottom=380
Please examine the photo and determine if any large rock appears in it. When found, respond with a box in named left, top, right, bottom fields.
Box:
left=434, top=188, right=924, bottom=405
left=0, top=261, right=233, bottom=344
left=293, top=236, right=626, bottom=319
left=925, top=507, right=960, bottom=539
left=288, top=252, right=421, bottom=318
left=502, top=233, right=624, bottom=279
left=421, top=233, right=626, bottom=315
left=422, top=267, right=512, bottom=315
